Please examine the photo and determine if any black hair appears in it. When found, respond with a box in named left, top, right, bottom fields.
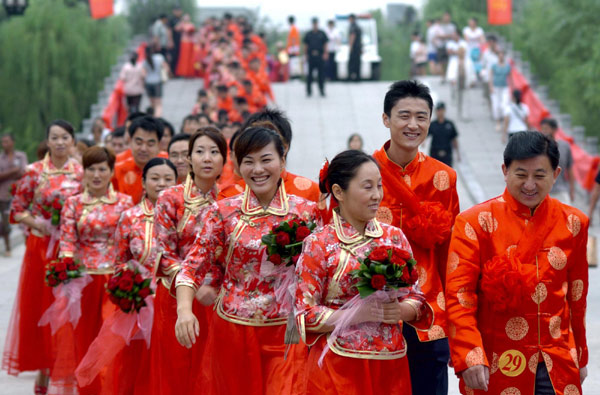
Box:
left=126, top=111, right=146, bottom=123
left=112, top=126, right=126, bottom=138
left=46, top=119, right=75, bottom=138
left=320, top=150, right=378, bottom=198
left=157, top=118, right=175, bottom=138
left=347, top=133, right=363, bottom=147
left=217, top=110, right=229, bottom=123
left=145, top=45, right=155, bottom=70
left=513, top=89, right=522, bottom=105
left=229, top=127, right=244, bottom=151
left=128, top=115, right=164, bottom=140
left=142, top=157, right=177, bottom=181
left=241, top=107, right=293, bottom=148
left=168, top=133, right=191, bottom=153
left=540, top=118, right=558, bottom=130
left=383, top=80, right=433, bottom=117
left=503, top=131, right=560, bottom=170
left=197, top=89, right=207, bottom=97
left=288, top=16, right=295, bottom=24
left=234, top=96, right=248, bottom=105
left=234, top=127, right=284, bottom=167
left=129, top=51, right=138, bottom=66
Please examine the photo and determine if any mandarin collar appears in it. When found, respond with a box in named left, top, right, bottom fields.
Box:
left=184, top=174, right=218, bottom=203
left=42, top=153, right=78, bottom=174
left=333, top=209, right=383, bottom=245
left=81, top=184, right=118, bottom=205
left=380, top=140, right=425, bottom=174
left=501, top=188, right=550, bottom=219
left=241, top=181, right=289, bottom=216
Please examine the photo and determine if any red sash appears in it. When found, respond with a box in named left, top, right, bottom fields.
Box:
left=480, top=196, right=560, bottom=312
left=374, top=149, right=452, bottom=249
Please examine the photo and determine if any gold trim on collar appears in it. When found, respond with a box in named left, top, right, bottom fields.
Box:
left=42, top=153, right=78, bottom=175
left=176, top=176, right=214, bottom=234
left=241, top=182, right=289, bottom=217
left=332, top=209, right=383, bottom=245
left=139, top=198, right=154, bottom=266
left=81, top=184, right=118, bottom=205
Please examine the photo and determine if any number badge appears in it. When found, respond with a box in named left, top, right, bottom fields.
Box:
left=498, top=349, right=526, bottom=377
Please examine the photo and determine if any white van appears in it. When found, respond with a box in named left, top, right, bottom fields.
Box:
left=334, top=14, right=382, bottom=80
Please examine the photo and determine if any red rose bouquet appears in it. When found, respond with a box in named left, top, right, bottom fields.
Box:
left=106, top=266, right=154, bottom=313
left=39, top=257, right=92, bottom=335
left=261, top=218, right=317, bottom=266
left=350, top=246, right=418, bottom=298
left=43, top=197, right=64, bottom=226
left=45, top=257, right=85, bottom=287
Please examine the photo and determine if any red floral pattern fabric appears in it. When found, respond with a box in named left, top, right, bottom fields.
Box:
left=114, top=198, right=157, bottom=271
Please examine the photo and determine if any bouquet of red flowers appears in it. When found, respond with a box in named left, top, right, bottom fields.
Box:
left=106, top=266, right=153, bottom=313
left=9, top=182, right=16, bottom=197
left=261, top=218, right=317, bottom=266
left=44, top=197, right=63, bottom=226
left=45, top=257, right=85, bottom=287
left=350, top=246, right=418, bottom=298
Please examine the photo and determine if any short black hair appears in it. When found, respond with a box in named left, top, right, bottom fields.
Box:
left=157, top=118, right=175, bottom=138
left=126, top=111, right=146, bottom=123
left=503, top=131, right=560, bottom=170
left=540, top=118, right=558, bottom=130
left=288, top=16, right=295, bottom=24
left=128, top=116, right=164, bottom=140
left=112, top=126, right=126, bottom=138
left=383, top=80, right=433, bottom=117
left=46, top=119, right=75, bottom=138
left=241, top=107, right=293, bottom=148
left=168, top=133, right=191, bottom=153
left=234, top=127, right=285, bottom=166
left=142, top=157, right=177, bottom=181
left=320, top=150, right=378, bottom=198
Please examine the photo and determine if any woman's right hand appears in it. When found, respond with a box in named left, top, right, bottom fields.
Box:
left=351, top=299, right=384, bottom=325
left=175, top=309, right=199, bottom=349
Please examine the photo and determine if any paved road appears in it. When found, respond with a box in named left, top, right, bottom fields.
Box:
left=1, top=77, right=598, bottom=393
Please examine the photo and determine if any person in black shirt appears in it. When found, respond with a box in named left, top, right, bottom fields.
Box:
left=427, top=102, right=460, bottom=167
left=168, top=6, right=183, bottom=74
left=348, top=14, right=362, bottom=81
left=303, top=17, right=328, bottom=97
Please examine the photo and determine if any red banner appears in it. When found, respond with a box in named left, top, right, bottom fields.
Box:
left=488, top=0, right=512, bottom=25
left=90, top=0, right=113, bottom=20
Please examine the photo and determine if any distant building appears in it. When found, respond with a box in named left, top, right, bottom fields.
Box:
left=198, top=7, right=258, bottom=24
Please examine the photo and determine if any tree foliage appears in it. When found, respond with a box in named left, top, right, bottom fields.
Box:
left=371, top=9, right=416, bottom=81
left=127, top=0, right=197, bottom=34
left=511, top=0, right=600, bottom=139
left=0, top=0, right=129, bottom=159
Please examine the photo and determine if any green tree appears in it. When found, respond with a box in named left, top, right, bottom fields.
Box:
left=127, top=0, right=196, bottom=34
left=0, top=0, right=129, bottom=158
left=371, top=9, right=417, bottom=81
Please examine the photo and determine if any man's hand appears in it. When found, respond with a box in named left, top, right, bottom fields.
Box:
left=462, top=364, right=489, bottom=391
left=580, top=366, right=588, bottom=385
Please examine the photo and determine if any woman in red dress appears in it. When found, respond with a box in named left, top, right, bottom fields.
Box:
left=175, top=14, right=197, bottom=77
left=295, top=150, right=433, bottom=395
left=109, top=158, right=177, bottom=395
left=2, top=120, right=83, bottom=394
left=54, top=146, right=133, bottom=394
left=151, top=127, right=227, bottom=395
left=175, top=127, right=321, bottom=394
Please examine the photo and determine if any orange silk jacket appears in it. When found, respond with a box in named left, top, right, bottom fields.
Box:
left=373, top=143, right=459, bottom=342
left=446, top=190, right=588, bottom=395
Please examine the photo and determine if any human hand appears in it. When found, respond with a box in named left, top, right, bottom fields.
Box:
left=580, top=366, right=588, bottom=385
left=382, top=300, right=416, bottom=323
left=195, top=285, right=218, bottom=306
left=33, top=218, right=51, bottom=236
left=175, top=309, right=199, bottom=349
left=462, top=364, right=489, bottom=391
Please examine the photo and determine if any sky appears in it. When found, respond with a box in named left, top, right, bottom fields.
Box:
left=196, top=0, right=426, bottom=29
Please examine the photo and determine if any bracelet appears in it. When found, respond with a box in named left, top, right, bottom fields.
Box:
left=403, top=299, right=422, bottom=321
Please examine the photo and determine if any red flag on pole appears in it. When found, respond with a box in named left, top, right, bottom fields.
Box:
left=488, top=0, right=512, bottom=25
left=90, top=0, right=114, bottom=19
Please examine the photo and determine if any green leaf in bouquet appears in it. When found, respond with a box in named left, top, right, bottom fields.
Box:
left=281, top=222, right=292, bottom=232
left=261, top=234, right=274, bottom=246
left=357, top=285, right=375, bottom=298
left=359, top=263, right=369, bottom=272
left=141, top=279, right=152, bottom=288
left=374, top=264, right=386, bottom=274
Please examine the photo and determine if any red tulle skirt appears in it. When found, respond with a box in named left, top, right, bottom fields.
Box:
left=176, top=41, right=196, bottom=77
left=110, top=339, right=151, bottom=395
left=305, top=336, right=412, bottom=395
left=2, top=234, right=55, bottom=374
left=148, top=284, right=209, bottom=395
left=195, top=313, right=307, bottom=395
left=49, top=274, right=110, bottom=395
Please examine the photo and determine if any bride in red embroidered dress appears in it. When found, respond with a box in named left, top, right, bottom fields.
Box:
left=2, top=120, right=82, bottom=395
left=151, top=127, right=227, bottom=395
left=175, top=127, right=321, bottom=394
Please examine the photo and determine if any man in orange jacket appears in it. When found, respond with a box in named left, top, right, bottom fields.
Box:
left=446, top=131, right=588, bottom=394
left=373, top=80, right=459, bottom=394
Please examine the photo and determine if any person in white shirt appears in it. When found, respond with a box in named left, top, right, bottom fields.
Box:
left=503, top=89, right=530, bottom=142
left=437, top=12, right=457, bottom=79
left=480, top=35, right=499, bottom=111
left=325, top=19, right=341, bottom=80
left=426, top=19, right=442, bottom=74
left=462, top=17, right=485, bottom=57
left=410, top=32, right=428, bottom=76
left=447, top=46, right=476, bottom=118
